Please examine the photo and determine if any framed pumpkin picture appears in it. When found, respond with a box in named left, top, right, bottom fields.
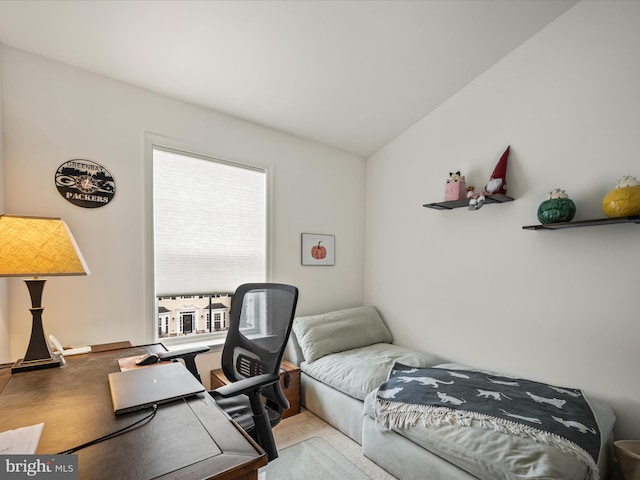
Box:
left=301, top=233, right=335, bottom=266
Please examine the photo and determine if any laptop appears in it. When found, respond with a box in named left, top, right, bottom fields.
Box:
left=108, top=362, right=205, bottom=415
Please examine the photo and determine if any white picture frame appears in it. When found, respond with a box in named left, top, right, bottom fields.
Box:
left=301, top=233, right=335, bottom=266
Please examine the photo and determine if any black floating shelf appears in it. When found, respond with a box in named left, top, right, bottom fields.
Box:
left=423, top=194, right=514, bottom=210
left=523, top=215, right=640, bottom=230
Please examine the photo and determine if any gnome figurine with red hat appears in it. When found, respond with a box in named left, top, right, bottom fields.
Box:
left=485, top=146, right=510, bottom=195
left=468, top=146, right=510, bottom=210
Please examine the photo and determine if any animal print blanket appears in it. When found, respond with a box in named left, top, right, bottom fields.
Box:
left=375, top=363, right=601, bottom=480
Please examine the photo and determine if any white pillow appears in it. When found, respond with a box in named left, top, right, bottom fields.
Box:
left=292, top=306, right=392, bottom=362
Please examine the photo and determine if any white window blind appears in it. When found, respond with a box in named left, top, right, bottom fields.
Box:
left=153, top=147, right=266, bottom=296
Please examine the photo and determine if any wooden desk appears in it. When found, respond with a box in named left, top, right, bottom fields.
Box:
left=0, top=345, right=267, bottom=480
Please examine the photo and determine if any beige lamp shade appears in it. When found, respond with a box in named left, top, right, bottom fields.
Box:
left=0, top=214, right=90, bottom=277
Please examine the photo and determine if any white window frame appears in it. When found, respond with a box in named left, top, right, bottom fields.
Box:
left=144, top=133, right=271, bottom=347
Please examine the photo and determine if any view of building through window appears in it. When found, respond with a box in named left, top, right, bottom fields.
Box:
left=157, top=293, right=232, bottom=339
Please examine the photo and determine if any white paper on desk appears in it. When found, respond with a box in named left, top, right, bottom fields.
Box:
left=0, top=423, right=44, bottom=454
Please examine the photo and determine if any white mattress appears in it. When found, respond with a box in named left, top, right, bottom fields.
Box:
left=363, top=364, right=616, bottom=480
left=300, top=342, right=445, bottom=400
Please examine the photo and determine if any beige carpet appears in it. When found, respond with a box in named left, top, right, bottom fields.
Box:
left=260, top=437, right=371, bottom=480
left=271, top=409, right=397, bottom=480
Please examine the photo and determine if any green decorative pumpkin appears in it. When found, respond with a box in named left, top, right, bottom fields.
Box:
left=537, top=198, right=576, bottom=224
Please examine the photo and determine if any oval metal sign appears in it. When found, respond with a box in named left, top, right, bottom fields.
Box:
left=55, top=159, right=116, bottom=208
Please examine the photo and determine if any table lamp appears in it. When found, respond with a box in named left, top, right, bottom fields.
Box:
left=0, top=214, right=90, bottom=373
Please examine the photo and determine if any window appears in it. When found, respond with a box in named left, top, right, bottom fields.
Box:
left=152, top=146, right=267, bottom=343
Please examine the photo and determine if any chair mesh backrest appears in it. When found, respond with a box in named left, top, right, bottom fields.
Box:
left=221, top=283, right=298, bottom=403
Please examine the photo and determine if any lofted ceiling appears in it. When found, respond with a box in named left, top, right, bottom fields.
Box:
left=0, top=0, right=577, bottom=158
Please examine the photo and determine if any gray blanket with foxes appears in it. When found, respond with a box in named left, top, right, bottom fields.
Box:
left=375, top=363, right=601, bottom=480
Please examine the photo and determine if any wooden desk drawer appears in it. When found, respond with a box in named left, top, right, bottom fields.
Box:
left=210, top=360, right=301, bottom=418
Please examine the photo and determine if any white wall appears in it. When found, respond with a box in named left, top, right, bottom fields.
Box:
left=365, top=0, right=640, bottom=440
left=1, top=46, right=365, bottom=362
left=0, top=44, right=8, bottom=364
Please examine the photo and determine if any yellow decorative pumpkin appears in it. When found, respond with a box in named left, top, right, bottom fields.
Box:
left=602, top=185, right=640, bottom=217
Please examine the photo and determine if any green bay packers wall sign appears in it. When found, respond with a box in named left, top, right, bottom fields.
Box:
left=55, top=159, right=116, bottom=208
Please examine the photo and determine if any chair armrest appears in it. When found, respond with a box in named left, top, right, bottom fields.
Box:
left=156, top=345, right=210, bottom=360
left=157, top=346, right=210, bottom=382
left=213, top=372, right=280, bottom=398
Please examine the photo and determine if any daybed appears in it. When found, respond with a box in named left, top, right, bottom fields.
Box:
left=286, top=306, right=616, bottom=480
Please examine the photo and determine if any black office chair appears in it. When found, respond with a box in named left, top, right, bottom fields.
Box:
left=167, top=283, right=298, bottom=461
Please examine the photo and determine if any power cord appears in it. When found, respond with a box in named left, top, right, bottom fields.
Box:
left=57, top=404, right=159, bottom=455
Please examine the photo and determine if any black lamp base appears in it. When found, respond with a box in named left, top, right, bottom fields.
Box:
left=12, top=278, right=64, bottom=374
left=11, top=354, right=63, bottom=373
